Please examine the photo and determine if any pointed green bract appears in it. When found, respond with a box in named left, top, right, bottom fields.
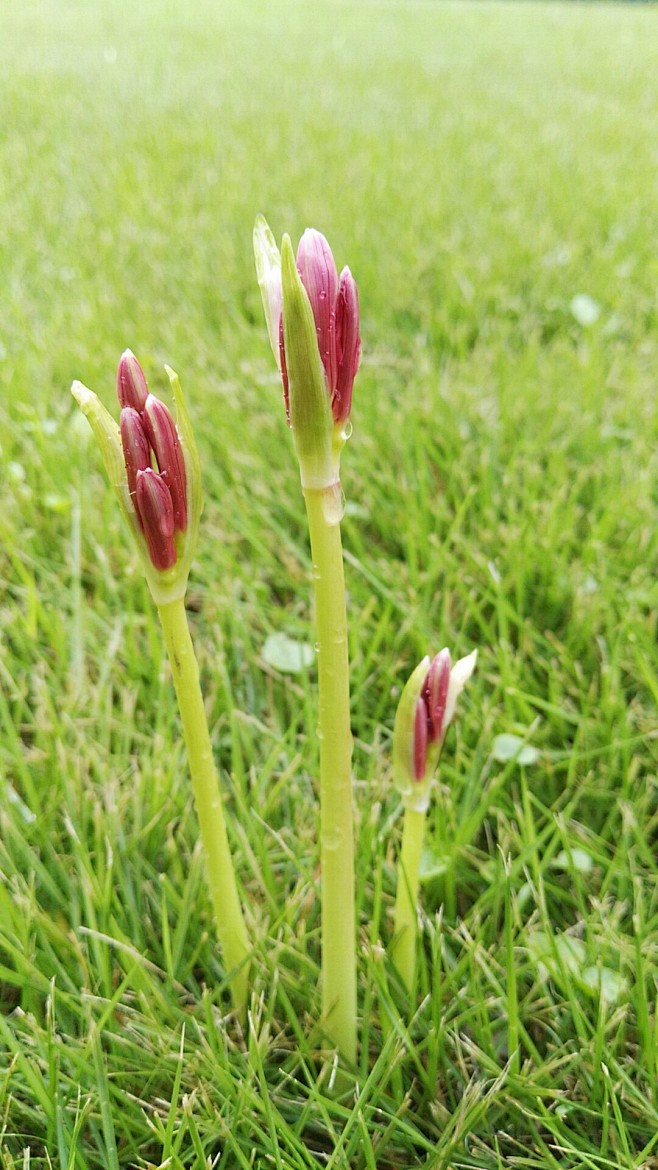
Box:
left=71, top=378, right=140, bottom=539
left=253, top=214, right=283, bottom=368
left=281, top=235, right=335, bottom=489
left=392, top=656, right=432, bottom=812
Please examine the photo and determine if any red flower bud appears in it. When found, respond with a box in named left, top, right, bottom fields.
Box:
left=412, top=650, right=453, bottom=779
left=334, top=267, right=360, bottom=425
left=296, top=228, right=339, bottom=396
left=120, top=407, right=151, bottom=503
left=117, top=349, right=149, bottom=412
left=134, top=468, right=177, bottom=570
left=424, top=648, right=452, bottom=743
left=279, top=315, right=290, bottom=425
left=142, top=394, right=187, bottom=532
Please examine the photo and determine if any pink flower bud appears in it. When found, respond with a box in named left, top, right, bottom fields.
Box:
left=334, top=267, right=360, bottom=425
left=424, top=648, right=452, bottom=743
left=120, top=407, right=152, bottom=503
left=296, top=228, right=339, bottom=396
left=413, top=697, right=429, bottom=781
left=117, top=349, right=149, bottom=412
left=142, top=394, right=187, bottom=532
left=279, top=315, right=290, bottom=425
left=134, top=468, right=177, bottom=570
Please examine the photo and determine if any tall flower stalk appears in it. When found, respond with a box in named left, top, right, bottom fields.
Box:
left=254, top=217, right=361, bottom=1064
left=391, top=648, right=477, bottom=993
left=72, top=353, right=250, bottom=1018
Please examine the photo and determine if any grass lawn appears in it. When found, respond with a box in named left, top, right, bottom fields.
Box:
left=1, top=0, right=658, bottom=1165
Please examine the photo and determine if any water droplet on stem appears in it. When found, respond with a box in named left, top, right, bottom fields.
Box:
left=321, top=482, right=345, bottom=526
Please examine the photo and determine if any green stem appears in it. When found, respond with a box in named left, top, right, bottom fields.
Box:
left=392, top=805, right=426, bottom=993
left=158, top=596, right=250, bottom=1019
left=303, top=484, right=356, bottom=1065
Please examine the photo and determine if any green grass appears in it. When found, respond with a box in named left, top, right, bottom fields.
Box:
left=1, top=0, right=658, bottom=1165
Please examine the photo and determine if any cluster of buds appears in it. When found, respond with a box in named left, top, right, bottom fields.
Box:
left=393, top=649, right=477, bottom=811
left=117, top=351, right=187, bottom=571
left=254, top=216, right=360, bottom=488
left=72, top=351, right=201, bottom=604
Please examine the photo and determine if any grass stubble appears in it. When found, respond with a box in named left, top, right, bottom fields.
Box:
left=0, top=0, right=657, bottom=1166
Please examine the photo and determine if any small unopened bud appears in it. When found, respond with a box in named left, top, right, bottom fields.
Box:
left=393, top=648, right=477, bottom=811
left=142, top=394, right=187, bottom=532
left=334, top=267, right=360, bottom=425
left=117, top=349, right=149, bottom=412
left=120, top=407, right=151, bottom=501
left=135, top=468, right=177, bottom=571
left=296, top=228, right=339, bottom=395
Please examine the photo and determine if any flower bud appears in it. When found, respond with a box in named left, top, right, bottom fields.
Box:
left=279, top=316, right=290, bottom=423
left=424, top=648, right=451, bottom=743
left=120, top=407, right=151, bottom=502
left=334, top=267, right=360, bottom=426
left=142, top=394, right=187, bottom=532
left=393, top=648, right=477, bottom=811
left=117, top=349, right=149, bottom=412
left=296, top=228, right=339, bottom=395
left=135, top=468, right=177, bottom=571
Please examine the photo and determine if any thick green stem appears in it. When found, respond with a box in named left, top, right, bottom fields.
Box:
left=303, top=484, right=356, bottom=1065
left=158, top=596, right=250, bottom=1019
left=392, top=806, right=426, bottom=993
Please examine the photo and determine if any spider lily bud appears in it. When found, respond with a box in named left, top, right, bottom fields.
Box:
left=135, top=468, right=177, bottom=570
left=120, top=407, right=151, bottom=503
left=393, top=649, right=477, bottom=811
left=296, top=228, right=339, bottom=396
left=71, top=353, right=202, bottom=606
left=335, top=267, right=360, bottom=426
left=117, top=348, right=149, bottom=411
left=424, top=647, right=452, bottom=744
left=142, top=394, right=188, bottom=531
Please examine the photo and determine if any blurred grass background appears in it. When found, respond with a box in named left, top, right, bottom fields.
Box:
left=1, top=0, right=657, bottom=1166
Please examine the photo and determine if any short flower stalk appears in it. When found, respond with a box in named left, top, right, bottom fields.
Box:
left=72, top=353, right=250, bottom=1018
left=391, top=649, right=477, bottom=993
left=254, top=217, right=360, bottom=1065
